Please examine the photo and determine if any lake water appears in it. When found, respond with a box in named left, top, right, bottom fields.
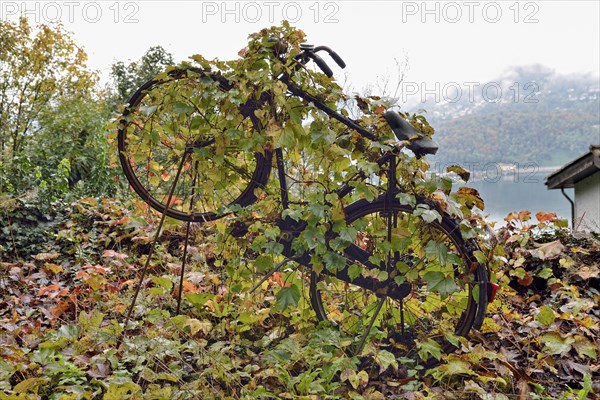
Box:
left=462, top=166, right=573, bottom=227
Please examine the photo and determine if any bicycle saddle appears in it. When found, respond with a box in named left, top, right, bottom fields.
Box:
left=383, top=111, right=438, bottom=157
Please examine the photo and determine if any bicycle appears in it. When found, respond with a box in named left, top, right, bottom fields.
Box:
left=117, top=34, right=492, bottom=367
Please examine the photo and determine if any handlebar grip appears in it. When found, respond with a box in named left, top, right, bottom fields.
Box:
left=328, top=51, right=346, bottom=69
left=311, top=53, right=333, bottom=77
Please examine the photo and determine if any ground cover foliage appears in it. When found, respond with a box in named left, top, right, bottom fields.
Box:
left=0, top=196, right=598, bottom=399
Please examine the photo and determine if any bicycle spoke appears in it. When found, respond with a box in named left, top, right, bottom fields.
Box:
left=354, top=297, right=385, bottom=356
left=310, top=197, right=487, bottom=365
left=117, top=68, right=270, bottom=222
left=119, top=151, right=189, bottom=346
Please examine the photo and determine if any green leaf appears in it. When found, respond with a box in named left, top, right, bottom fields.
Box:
left=537, top=267, right=554, bottom=279
left=414, top=207, right=442, bottom=223
left=423, top=271, right=458, bottom=296
left=323, top=251, right=346, bottom=272
left=185, top=293, right=214, bottom=307
left=396, top=192, right=416, bottom=207
left=189, top=115, right=203, bottom=130
left=425, top=240, right=448, bottom=265
left=151, top=276, right=173, bottom=291
left=57, top=325, right=80, bottom=341
left=173, top=102, right=194, bottom=114
left=579, top=372, right=592, bottom=400
left=445, top=358, right=474, bottom=375
left=536, top=305, right=556, bottom=327
left=418, top=339, right=442, bottom=361
left=254, top=255, right=273, bottom=272
left=13, top=377, right=49, bottom=393
left=573, top=335, right=597, bottom=359
left=104, top=381, right=142, bottom=397
left=276, top=284, right=301, bottom=310
left=348, top=263, right=362, bottom=280
left=374, top=350, right=397, bottom=374
left=275, top=125, right=296, bottom=148
left=541, top=332, right=574, bottom=355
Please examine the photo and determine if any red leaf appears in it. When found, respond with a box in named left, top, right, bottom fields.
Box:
left=38, top=284, right=60, bottom=296
left=536, top=212, right=557, bottom=223
left=517, top=273, right=533, bottom=287
left=84, top=264, right=111, bottom=275
left=102, top=249, right=128, bottom=259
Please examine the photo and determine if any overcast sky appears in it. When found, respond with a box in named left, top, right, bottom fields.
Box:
left=2, top=1, right=599, bottom=97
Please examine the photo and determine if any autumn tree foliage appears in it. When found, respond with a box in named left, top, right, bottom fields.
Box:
left=0, top=18, right=102, bottom=196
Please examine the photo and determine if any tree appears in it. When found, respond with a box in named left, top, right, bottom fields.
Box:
left=109, top=46, right=174, bottom=105
left=0, top=17, right=99, bottom=194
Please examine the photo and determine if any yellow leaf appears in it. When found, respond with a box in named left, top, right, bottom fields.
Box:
left=184, top=318, right=212, bottom=335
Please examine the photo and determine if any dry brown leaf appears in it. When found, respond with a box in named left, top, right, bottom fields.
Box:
left=517, top=379, right=530, bottom=400
left=529, top=240, right=564, bottom=260
left=572, top=265, right=600, bottom=280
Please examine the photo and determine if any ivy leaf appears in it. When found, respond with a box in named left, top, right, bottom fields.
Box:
left=185, top=293, right=214, bottom=307
left=446, top=165, right=470, bottom=182
left=104, top=381, right=142, bottom=397
left=414, top=207, right=442, bottom=223
left=254, top=255, right=273, bottom=272
left=425, top=240, right=448, bottom=265
left=455, top=187, right=485, bottom=210
left=323, top=251, right=346, bottom=272
left=423, top=271, right=458, bottom=296
left=396, top=192, right=416, bottom=207
left=57, top=325, right=80, bottom=341
left=348, top=263, right=362, bottom=280
left=184, top=318, right=212, bottom=335
left=418, top=339, right=442, bottom=361
left=340, top=369, right=369, bottom=390
left=276, top=284, right=301, bottom=310
left=445, top=358, right=475, bottom=375
left=173, top=102, right=194, bottom=114
left=374, top=350, right=397, bottom=374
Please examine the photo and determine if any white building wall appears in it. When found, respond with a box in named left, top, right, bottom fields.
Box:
left=574, top=172, right=600, bottom=232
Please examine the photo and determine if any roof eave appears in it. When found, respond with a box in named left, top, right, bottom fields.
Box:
left=546, top=148, right=600, bottom=189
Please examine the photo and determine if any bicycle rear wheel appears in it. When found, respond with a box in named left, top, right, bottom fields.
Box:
left=310, top=196, right=488, bottom=367
left=117, top=68, right=271, bottom=222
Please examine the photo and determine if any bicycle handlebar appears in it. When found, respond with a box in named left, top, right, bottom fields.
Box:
left=313, top=46, right=346, bottom=69
left=308, top=52, right=334, bottom=77
left=268, top=39, right=346, bottom=78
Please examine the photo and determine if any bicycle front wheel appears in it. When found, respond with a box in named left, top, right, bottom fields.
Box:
left=310, top=196, right=489, bottom=367
left=117, top=68, right=271, bottom=222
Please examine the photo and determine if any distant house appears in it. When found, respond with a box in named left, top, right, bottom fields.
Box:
left=546, top=145, right=600, bottom=232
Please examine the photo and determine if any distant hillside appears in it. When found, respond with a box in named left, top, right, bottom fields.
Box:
left=405, top=65, right=600, bottom=168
